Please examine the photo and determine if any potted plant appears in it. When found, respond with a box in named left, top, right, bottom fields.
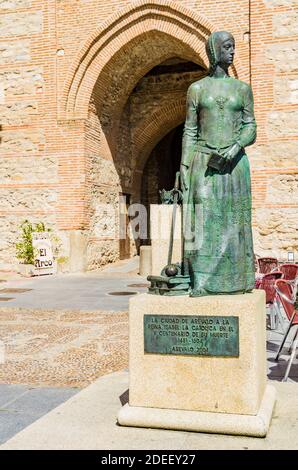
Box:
left=15, top=220, right=53, bottom=276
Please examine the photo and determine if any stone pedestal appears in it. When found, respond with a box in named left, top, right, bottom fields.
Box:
left=150, top=204, right=181, bottom=276
left=118, top=290, right=276, bottom=437
left=69, top=230, right=87, bottom=273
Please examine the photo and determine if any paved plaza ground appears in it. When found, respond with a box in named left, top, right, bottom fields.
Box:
left=0, top=257, right=297, bottom=447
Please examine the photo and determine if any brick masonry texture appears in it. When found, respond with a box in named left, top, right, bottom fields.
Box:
left=0, top=0, right=296, bottom=270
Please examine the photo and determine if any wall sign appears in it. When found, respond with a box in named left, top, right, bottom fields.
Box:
left=32, top=232, right=55, bottom=275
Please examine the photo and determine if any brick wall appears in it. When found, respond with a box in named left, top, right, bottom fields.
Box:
left=249, top=0, right=298, bottom=257
left=0, top=0, right=296, bottom=270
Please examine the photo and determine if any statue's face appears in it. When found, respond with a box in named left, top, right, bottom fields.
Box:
left=218, top=37, right=235, bottom=67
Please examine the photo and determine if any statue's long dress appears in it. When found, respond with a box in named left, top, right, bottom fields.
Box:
left=181, top=76, right=256, bottom=294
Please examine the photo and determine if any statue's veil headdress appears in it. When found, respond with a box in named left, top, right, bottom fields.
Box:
left=206, top=31, right=234, bottom=76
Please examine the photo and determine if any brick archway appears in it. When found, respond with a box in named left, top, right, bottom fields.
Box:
left=59, top=0, right=248, bottom=269
left=60, top=0, right=246, bottom=121
left=132, top=98, right=187, bottom=197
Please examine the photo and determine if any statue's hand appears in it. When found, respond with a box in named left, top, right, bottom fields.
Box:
left=180, top=165, right=188, bottom=192
left=222, top=142, right=241, bottom=162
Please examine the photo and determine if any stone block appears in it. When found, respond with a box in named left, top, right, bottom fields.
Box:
left=0, top=0, right=31, bottom=8
left=0, top=156, right=56, bottom=183
left=266, top=174, right=298, bottom=204
left=0, top=11, right=42, bottom=36
left=253, top=208, right=298, bottom=258
left=0, top=101, right=38, bottom=125
left=86, top=239, right=119, bottom=270
left=139, top=245, right=152, bottom=276
left=266, top=42, right=298, bottom=73
left=91, top=201, right=119, bottom=239
left=0, top=188, right=56, bottom=211
left=0, top=130, right=44, bottom=154
left=249, top=142, right=298, bottom=169
left=118, top=291, right=275, bottom=436
left=267, top=110, right=298, bottom=138
left=69, top=230, right=87, bottom=273
left=128, top=291, right=267, bottom=415
left=88, top=155, right=120, bottom=186
left=273, top=11, right=298, bottom=38
left=0, top=40, right=30, bottom=64
left=263, top=0, right=297, bottom=7
left=119, top=385, right=276, bottom=437
left=274, top=76, right=298, bottom=105
left=150, top=204, right=182, bottom=276
left=0, top=67, right=43, bottom=96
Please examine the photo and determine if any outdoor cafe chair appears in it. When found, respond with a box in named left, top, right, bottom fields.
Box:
left=257, top=257, right=278, bottom=275
left=279, top=263, right=298, bottom=281
left=257, top=271, right=283, bottom=330
left=275, top=279, right=298, bottom=382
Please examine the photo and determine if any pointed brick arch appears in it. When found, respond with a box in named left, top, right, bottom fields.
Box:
left=60, top=0, right=246, bottom=120
left=135, top=98, right=186, bottom=171
left=131, top=98, right=187, bottom=197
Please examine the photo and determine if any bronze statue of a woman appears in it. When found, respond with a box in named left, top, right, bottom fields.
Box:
left=180, top=31, right=256, bottom=296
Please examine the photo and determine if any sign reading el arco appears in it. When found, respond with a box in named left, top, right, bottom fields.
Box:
left=144, top=315, right=239, bottom=357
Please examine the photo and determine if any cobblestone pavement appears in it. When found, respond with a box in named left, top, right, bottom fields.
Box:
left=0, top=303, right=297, bottom=389
left=0, top=258, right=148, bottom=387
left=0, top=307, right=129, bottom=388
left=0, top=259, right=143, bottom=445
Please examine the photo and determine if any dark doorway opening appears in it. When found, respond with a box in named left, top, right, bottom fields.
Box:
left=141, top=124, right=183, bottom=208
left=140, top=124, right=183, bottom=244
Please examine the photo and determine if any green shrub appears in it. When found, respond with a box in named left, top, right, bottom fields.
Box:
left=15, top=220, right=51, bottom=265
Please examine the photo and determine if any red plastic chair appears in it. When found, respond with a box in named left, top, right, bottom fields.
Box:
left=257, top=257, right=278, bottom=274
left=275, top=279, right=298, bottom=381
left=279, top=264, right=298, bottom=281
left=258, top=272, right=283, bottom=330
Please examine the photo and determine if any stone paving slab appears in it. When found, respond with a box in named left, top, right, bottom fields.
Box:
left=1, top=371, right=297, bottom=450
left=0, top=383, right=29, bottom=407
left=0, top=274, right=148, bottom=311
left=0, top=384, right=78, bottom=445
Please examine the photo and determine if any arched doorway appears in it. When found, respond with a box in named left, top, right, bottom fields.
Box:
left=59, top=1, right=243, bottom=269
left=141, top=124, right=183, bottom=207
left=87, top=52, right=205, bottom=259
left=84, top=49, right=206, bottom=266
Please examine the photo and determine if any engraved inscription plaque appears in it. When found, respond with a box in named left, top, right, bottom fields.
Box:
left=144, top=315, right=239, bottom=357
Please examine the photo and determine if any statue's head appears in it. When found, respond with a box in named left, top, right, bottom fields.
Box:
left=206, top=31, right=235, bottom=75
